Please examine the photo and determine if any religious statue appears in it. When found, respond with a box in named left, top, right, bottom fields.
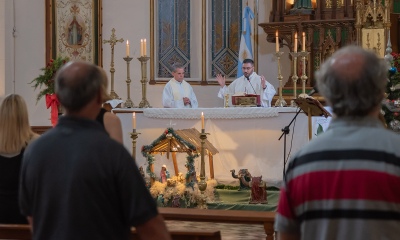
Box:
left=172, top=194, right=181, bottom=208
left=249, top=176, right=267, bottom=204
left=185, top=164, right=197, bottom=184
left=139, top=166, right=146, bottom=179
left=160, top=165, right=170, bottom=183
left=68, top=16, right=83, bottom=46
left=230, top=169, right=252, bottom=190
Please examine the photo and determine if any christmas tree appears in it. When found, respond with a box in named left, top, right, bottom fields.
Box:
left=382, top=37, right=400, bottom=131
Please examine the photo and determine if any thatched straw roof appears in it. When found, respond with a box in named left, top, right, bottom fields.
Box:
left=142, top=128, right=219, bottom=156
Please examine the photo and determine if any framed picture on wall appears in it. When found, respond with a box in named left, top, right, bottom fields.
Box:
left=45, top=0, right=102, bottom=66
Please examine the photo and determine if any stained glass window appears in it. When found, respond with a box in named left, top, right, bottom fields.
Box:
left=210, top=0, right=242, bottom=78
left=154, top=0, right=243, bottom=82
left=157, top=0, right=190, bottom=78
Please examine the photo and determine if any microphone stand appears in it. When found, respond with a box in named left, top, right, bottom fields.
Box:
left=277, top=88, right=317, bottom=179
left=246, top=76, right=257, bottom=94
left=278, top=107, right=302, bottom=179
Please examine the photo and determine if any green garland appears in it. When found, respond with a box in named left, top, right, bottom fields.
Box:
left=31, top=56, right=69, bottom=102
left=141, top=127, right=198, bottom=185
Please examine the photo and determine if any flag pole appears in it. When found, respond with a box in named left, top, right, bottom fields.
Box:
left=254, top=0, right=259, bottom=73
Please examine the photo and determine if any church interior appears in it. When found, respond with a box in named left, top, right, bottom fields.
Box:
left=1, top=0, right=399, bottom=239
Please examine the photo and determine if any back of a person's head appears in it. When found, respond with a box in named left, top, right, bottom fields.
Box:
left=99, top=67, right=112, bottom=102
left=0, top=94, right=34, bottom=154
left=316, top=45, right=387, bottom=117
left=55, top=61, right=104, bottom=112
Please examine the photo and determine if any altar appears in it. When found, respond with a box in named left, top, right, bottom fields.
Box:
left=114, top=107, right=310, bottom=186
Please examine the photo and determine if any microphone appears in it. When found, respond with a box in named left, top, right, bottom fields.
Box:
left=308, top=87, right=318, bottom=96
left=246, top=76, right=257, bottom=94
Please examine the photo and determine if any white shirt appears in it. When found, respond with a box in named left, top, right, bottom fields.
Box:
left=217, top=72, right=276, bottom=107
left=162, top=78, right=199, bottom=108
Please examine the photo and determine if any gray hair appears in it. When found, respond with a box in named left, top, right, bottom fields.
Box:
left=171, top=63, right=184, bottom=72
left=315, top=45, right=387, bottom=117
left=55, top=61, right=104, bottom=112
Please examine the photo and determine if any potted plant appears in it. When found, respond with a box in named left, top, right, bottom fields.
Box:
left=31, top=56, right=69, bottom=126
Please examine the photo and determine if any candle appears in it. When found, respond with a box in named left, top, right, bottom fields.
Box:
left=275, top=30, right=279, bottom=52
left=126, top=40, right=130, bottom=57
left=201, top=112, right=205, bottom=129
left=140, top=39, right=144, bottom=56
left=132, top=112, right=136, bottom=129
left=294, top=33, right=297, bottom=53
left=302, top=32, right=306, bottom=51
left=144, top=38, right=147, bottom=56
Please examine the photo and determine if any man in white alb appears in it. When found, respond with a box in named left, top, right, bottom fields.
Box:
left=162, top=64, right=198, bottom=108
left=216, top=59, right=276, bottom=107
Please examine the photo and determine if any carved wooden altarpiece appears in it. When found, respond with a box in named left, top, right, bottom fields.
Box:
left=259, top=0, right=391, bottom=100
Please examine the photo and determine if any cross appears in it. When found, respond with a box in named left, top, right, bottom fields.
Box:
left=103, top=28, right=124, bottom=99
left=103, top=28, right=124, bottom=50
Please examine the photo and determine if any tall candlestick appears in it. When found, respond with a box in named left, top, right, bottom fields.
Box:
left=302, top=32, right=306, bottom=51
left=126, top=40, right=130, bottom=57
left=140, top=39, right=144, bottom=56
left=132, top=112, right=136, bottom=129
left=294, top=33, right=298, bottom=53
left=275, top=31, right=279, bottom=52
left=144, top=38, right=147, bottom=56
left=201, top=112, right=205, bottom=129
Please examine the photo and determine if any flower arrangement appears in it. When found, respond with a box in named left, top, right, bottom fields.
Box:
left=31, top=56, right=69, bottom=102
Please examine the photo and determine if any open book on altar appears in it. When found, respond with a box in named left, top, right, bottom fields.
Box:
left=231, top=93, right=261, bottom=107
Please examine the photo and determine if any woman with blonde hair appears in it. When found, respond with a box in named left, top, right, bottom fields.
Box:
left=0, top=94, right=39, bottom=224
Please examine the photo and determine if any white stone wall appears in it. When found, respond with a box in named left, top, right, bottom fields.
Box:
left=0, top=0, right=290, bottom=126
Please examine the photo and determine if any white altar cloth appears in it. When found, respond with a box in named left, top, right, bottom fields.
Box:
left=114, top=107, right=309, bottom=186
left=142, top=107, right=278, bottom=119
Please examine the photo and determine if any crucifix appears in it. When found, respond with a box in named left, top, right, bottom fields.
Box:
left=103, top=28, right=124, bottom=99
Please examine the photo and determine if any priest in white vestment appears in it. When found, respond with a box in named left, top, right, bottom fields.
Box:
left=162, top=64, right=198, bottom=108
left=217, top=59, right=276, bottom=107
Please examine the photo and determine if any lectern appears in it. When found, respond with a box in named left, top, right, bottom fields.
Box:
left=295, top=97, right=331, bottom=139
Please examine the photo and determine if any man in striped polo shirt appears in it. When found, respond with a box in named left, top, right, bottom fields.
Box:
left=275, top=46, right=400, bottom=240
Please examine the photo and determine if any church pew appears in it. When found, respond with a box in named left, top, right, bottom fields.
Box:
left=0, top=224, right=221, bottom=240
left=159, top=207, right=276, bottom=240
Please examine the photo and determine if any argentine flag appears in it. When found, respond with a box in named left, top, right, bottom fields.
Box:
left=237, top=6, right=254, bottom=78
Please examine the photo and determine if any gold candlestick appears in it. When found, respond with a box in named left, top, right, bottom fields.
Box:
left=138, top=56, right=151, bottom=108
left=298, top=51, right=310, bottom=98
left=274, top=51, right=287, bottom=107
left=130, top=129, right=141, bottom=163
left=289, top=52, right=300, bottom=107
left=197, top=129, right=208, bottom=209
left=123, top=57, right=135, bottom=108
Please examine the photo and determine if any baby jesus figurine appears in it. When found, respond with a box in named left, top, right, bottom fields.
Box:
left=160, top=165, right=170, bottom=183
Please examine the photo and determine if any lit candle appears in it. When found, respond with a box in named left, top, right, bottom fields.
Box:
left=275, top=30, right=279, bottom=52
left=302, top=32, right=306, bottom=51
left=294, top=33, right=297, bottom=53
left=126, top=40, right=130, bottom=57
left=132, top=112, right=136, bottom=129
left=201, top=112, right=205, bottom=130
left=140, top=39, right=144, bottom=56
left=144, top=38, right=147, bottom=56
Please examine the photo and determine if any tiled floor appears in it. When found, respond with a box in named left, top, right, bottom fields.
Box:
left=166, top=220, right=269, bottom=240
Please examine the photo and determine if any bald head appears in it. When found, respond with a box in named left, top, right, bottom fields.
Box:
left=316, top=46, right=387, bottom=117
left=55, top=61, right=104, bottom=113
